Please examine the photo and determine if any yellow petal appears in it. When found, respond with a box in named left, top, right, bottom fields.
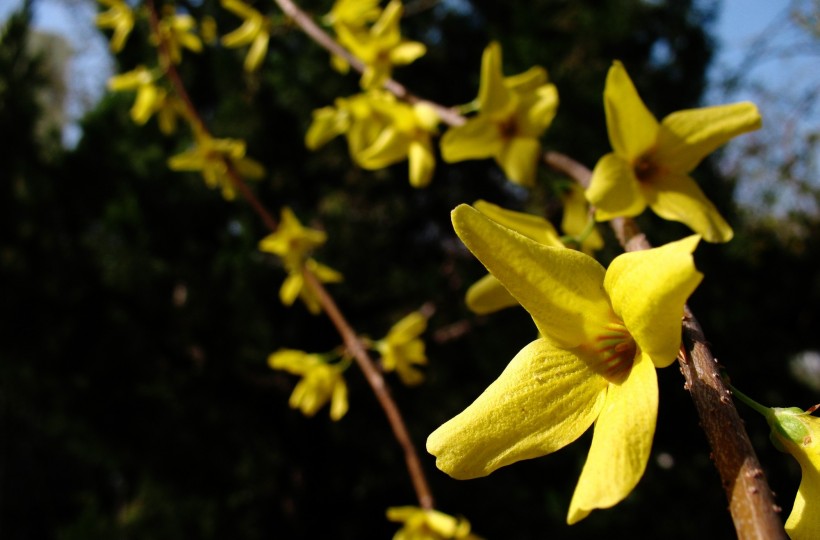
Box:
left=358, top=127, right=409, bottom=169
left=408, top=140, right=435, bottom=188
left=605, top=235, right=702, bottom=367
left=452, top=204, right=613, bottom=348
left=465, top=273, right=517, bottom=314
left=329, top=377, right=349, bottom=420
left=473, top=199, right=563, bottom=247
left=427, top=338, right=607, bottom=478
left=305, top=106, right=348, bottom=150
left=521, top=83, right=559, bottom=135
left=586, top=152, right=647, bottom=220
left=477, top=42, right=514, bottom=115
left=504, top=66, right=547, bottom=93
left=268, top=349, right=314, bottom=374
left=280, top=271, right=303, bottom=306
left=644, top=170, right=734, bottom=243
left=786, top=463, right=820, bottom=540
left=560, top=183, right=603, bottom=254
left=244, top=32, right=269, bottom=72
left=655, top=102, right=762, bottom=173
left=496, top=136, right=540, bottom=186
left=604, top=61, right=659, bottom=161
left=440, top=116, right=503, bottom=162
left=389, top=41, right=426, bottom=65
left=567, top=350, right=658, bottom=524
left=387, top=311, right=427, bottom=343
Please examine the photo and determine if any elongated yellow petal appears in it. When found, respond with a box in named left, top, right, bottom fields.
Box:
left=389, top=41, right=426, bottom=65
left=605, top=235, right=702, bottom=367
left=655, top=102, right=762, bottom=173
left=408, top=140, right=435, bottom=188
left=496, top=136, right=540, bottom=186
left=330, top=377, right=349, bottom=421
left=452, top=204, right=613, bottom=348
left=787, top=466, right=820, bottom=540
left=477, top=42, right=514, bottom=115
left=520, top=84, right=559, bottom=135
left=473, top=199, right=563, bottom=247
left=440, top=117, right=503, bottom=162
left=560, top=183, right=603, bottom=254
left=644, top=170, right=734, bottom=243
left=427, top=339, right=607, bottom=478
left=587, top=153, right=646, bottom=220
left=358, top=127, right=409, bottom=169
left=504, top=65, right=547, bottom=93
left=280, top=271, right=303, bottom=306
left=305, top=106, right=348, bottom=150
left=567, top=350, right=658, bottom=524
left=604, top=61, right=658, bottom=161
left=465, top=273, right=518, bottom=314
left=388, top=311, right=427, bottom=343
left=244, top=32, right=269, bottom=72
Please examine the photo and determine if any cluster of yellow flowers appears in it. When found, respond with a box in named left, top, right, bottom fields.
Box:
left=94, top=0, right=818, bottom=538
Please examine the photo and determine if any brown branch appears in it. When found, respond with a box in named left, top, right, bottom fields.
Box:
left=145, top=0, right=434, bottom=510
left=545, top=151, right=785, bottom=540
left=302, top=267, right=435, bottom=510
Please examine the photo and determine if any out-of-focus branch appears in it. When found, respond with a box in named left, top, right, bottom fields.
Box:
left=144, top=0, right=434, bottom=511
left=544, top=151, right=786, bottom=540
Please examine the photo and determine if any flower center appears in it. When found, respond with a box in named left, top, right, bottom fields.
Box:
left=593, top=322, right=636, bottom=382
left=497, top=116, right=518, bottom=140
left=633, top=153, right=659, bottom=183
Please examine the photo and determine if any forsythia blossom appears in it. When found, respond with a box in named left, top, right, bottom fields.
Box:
left=107, top=66, right=183, bottom=133
left=560, top=183, right=603, bottom=254
left=375, top=311, right=428, bottom=386
left=427, top=204, right=702, bottom=523
left=220, top=0, right=271, bottom=72
left=765, top=406, right=820, bottom=540
left=306, top=90, right=439, bottom=187
left=334, top=0, right=426, bottom=89
left=585, top=60, right=761, bottom=243
left=96, top=0, right=135, bottom=53
left=386, top=506, right=481, bottom=540
left=440, top=42, right=558, bottom=187
left=167, top=134, right=265, bottom=200
left=155, top=9, right=203, bottom=64
left=268, top=349, right=349, bottom=420
left=258, top=207, right=343, bottom=314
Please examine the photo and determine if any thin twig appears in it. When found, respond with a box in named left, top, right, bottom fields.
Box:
left=303, top=268, right=435, bottom=510
left=545, top=151, right=786, bottom=540
left=145, top=0, right=434, bottom=510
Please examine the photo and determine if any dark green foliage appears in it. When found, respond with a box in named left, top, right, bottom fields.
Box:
left=1, top=0, right=817, bottom=538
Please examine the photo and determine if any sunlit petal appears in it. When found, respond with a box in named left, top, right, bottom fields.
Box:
left=465, top=273, right=518, bottom=314
left=567, top=351, right=658, bottom=523
left=645, top=171, right=734, bottom=243
left=604, top=61, right=658, bottom=160
left=605, top=235, right=702, bottom=367
left=427, top=339, right=607, bottom=479
left=656, top=102, right=762, bottom=173
left=587, top=153, right=646, bottom=220
left=497, top=136, right=540, bottom=186
left=452, top=205, right=613, bottom=348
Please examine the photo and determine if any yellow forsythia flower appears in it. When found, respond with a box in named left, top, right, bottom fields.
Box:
left=155, top=9, right=203, bottom=64
left=258, top=208, right=343, bottom=314
left=167, top=134, right=265, bottom=200
left=107, top=66, right=184, bottom=133
left=324, top=0, right=381, bottom=32
left=386, top=506, right=481, bottom=540
left=440, top=42, right=558, bottom=187
left=586, top=60, right=761, bottom=243
left=306, top=90, right=439, bottom=187
left=376, top=312, right=428, bottom=386
left=427, top=204, right=702, bottom=524
left=269, top=349, right=348, bottom=420
left=96, top=0, right=135, bottom=53
left=335, top=0, right=426, bottom=89
left=766, top=407, right=820, bottom=540
left=220, top=0, right=270, bottom=72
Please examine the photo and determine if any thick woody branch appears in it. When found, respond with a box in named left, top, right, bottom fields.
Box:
left=544, top=151, right=785, bottom=540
